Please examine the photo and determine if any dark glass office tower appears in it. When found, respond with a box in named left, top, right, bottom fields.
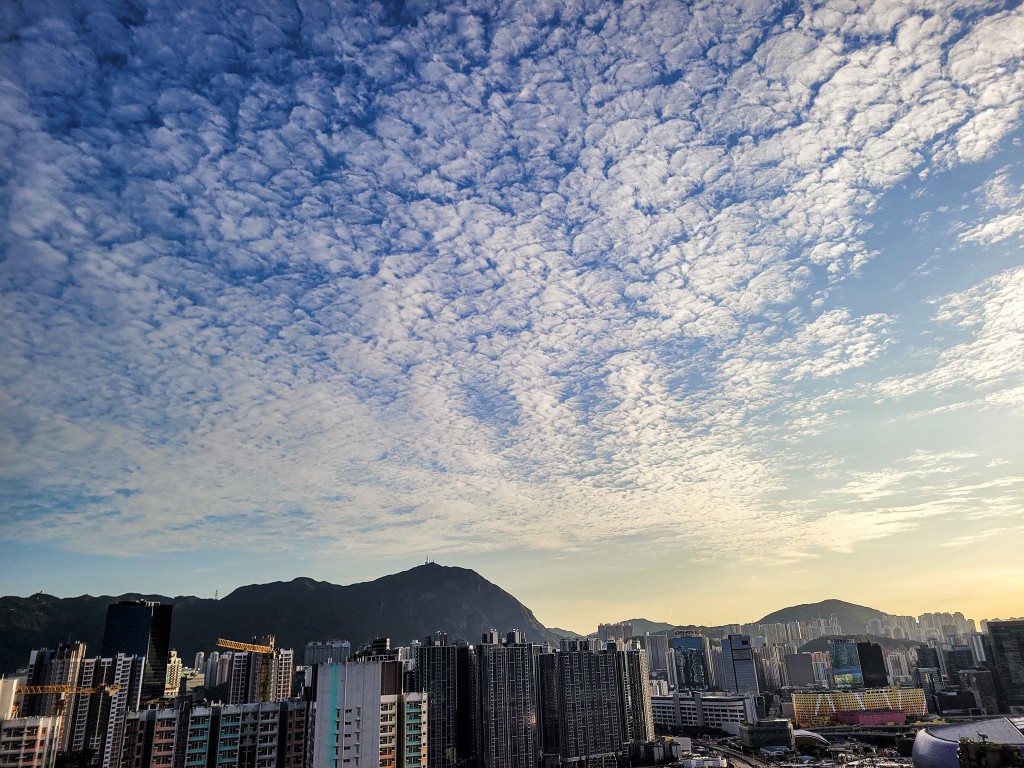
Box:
left=828, top=639, right=864, bottom=687
left=100, top=600, right=173, bottom=702
left=988, top=620, right=1024, bottom=710
left=857, top=642, right=888, bottom=687
left=670, top=634, right=713, bottom=691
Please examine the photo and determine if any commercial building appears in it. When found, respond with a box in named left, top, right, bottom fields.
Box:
left=987, top=620, right=1024, bottom=710
left=857, top=642, right=888, bottom=688
left=100, top=600, right=173, bottom=703
left=828, top=639, right=863, bottom=688
left=671, top=635, right=713, bottom=692
left=652, top=692, right=757, bottom=735
left=784, top=654, right=816, bottom=688
left=721, top=636, right=759, bottom=695
left=790, top=687, right=927, bottom=727
left=738, top=719, right=794, bottom=750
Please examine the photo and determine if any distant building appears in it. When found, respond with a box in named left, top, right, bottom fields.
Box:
left=856, top=642, right=888, bottom=687
left=305, top=640, right=352, bottom=667
left=671, top=635, right=713, bottom=692
left=784, top=654, right=816, bottom=688
left=164, top=650, right=182, bottom=697
left=959, top=668, right=999, bottom=715
left=987, top=621, right=1024, bottom=710
left=721, top=636, right=759, bottom=695
left=828, top=639, right=863, bottom=688
left=790, top=687, right=927, bottom=727
left=100, top=600, right=173, bottom=703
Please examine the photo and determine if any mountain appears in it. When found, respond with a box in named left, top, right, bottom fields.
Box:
left=756, top=599, right=890, bottom=634
left=0, top=564, right=556, bottom=674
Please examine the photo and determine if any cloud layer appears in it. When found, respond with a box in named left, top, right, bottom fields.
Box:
left=1, top=0, right=1022, bottom=584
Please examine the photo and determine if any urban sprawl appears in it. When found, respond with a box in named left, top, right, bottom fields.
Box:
left=2, top=601, right=1023, bottom=768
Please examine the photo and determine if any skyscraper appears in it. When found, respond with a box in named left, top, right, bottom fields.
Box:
left=988, top=620, right=1024, bottom=710
left=721, top=635, right=759, bottom=695
left=670, top=634, right=713, bottom=692
left=416, top=632, right=460, bottom=768
left=478, top=632, right=540, bottom=768
left=856, top=642, right=888, bottom=688
left=828, top=639, right=864, bottom=688
left=100, top=600, right=173, bottom=703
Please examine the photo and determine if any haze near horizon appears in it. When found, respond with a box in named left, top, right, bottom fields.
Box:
left=1, top=0, right=1022, bottom=631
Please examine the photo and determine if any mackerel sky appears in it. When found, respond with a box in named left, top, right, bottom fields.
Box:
left=1, top=0, right=1022, bottom=632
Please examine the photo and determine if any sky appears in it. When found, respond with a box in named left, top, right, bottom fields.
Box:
left=1, top=0, right=1022, bottom=635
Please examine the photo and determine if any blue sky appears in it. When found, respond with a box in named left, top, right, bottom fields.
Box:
left=1, top=0, right=1022, bottom=632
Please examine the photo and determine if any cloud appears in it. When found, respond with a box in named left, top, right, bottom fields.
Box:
left=0, top=0, right=1022, bottom=576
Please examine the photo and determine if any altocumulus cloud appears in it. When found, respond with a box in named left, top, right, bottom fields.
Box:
left=0, top=0, right=1022, bottom=565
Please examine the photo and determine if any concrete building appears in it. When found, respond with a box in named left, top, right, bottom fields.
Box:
left=652, top=692, right=757, bottom=735
left=164, top=651, right=182, bottom=697
left=738, top=719, right=794, bottom=750
left=121, top=700, right=308, bottom=768
left=342, top=660, right=427, bottom=768
left=0, top=715, right=62, bottom=768
left=227, top=645, right=294, bottom=705
left=305, top=641, right=352, bottom=667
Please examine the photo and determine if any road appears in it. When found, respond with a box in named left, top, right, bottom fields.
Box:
left=711, top=743, right=767, bottom=768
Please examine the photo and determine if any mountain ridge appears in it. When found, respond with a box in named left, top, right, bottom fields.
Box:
left=0, top=564, right=555, bottom=674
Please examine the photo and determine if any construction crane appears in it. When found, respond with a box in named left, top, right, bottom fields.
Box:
left=19, top=684, right=121, bottom=696
left=14, top=683, right=121, bottom=725
left=216, top=636, right=280, bottom=702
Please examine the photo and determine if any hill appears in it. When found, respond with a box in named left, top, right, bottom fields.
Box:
left=0, top=564, right=556, bottom=674
left=756, top=599, right=890, bottom=634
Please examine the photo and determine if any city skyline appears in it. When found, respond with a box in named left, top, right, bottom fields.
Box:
left=2, top=0, right=1023, bottom=634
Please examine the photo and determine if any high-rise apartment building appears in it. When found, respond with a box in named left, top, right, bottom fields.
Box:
left=100, top=600, right=173, bottom=703
left=227, top=643, right=294, bottom=704
left=305, top=640, right=352, bottom=667
left=478, top=631, right=540, bottom=768
left=721, top=635, right=759, bottom=695
left=416, top=632, right=471, bottom=768
left=342, top=659, right=427, bottom=768
left=0, top=715, right=62, bottom=768
left=122, top=700, right=308, bottom=768
left=546, top=640, right=624, bottom=763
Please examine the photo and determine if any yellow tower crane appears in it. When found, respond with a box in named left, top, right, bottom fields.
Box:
left=215, top=637, right=279, bottom=702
